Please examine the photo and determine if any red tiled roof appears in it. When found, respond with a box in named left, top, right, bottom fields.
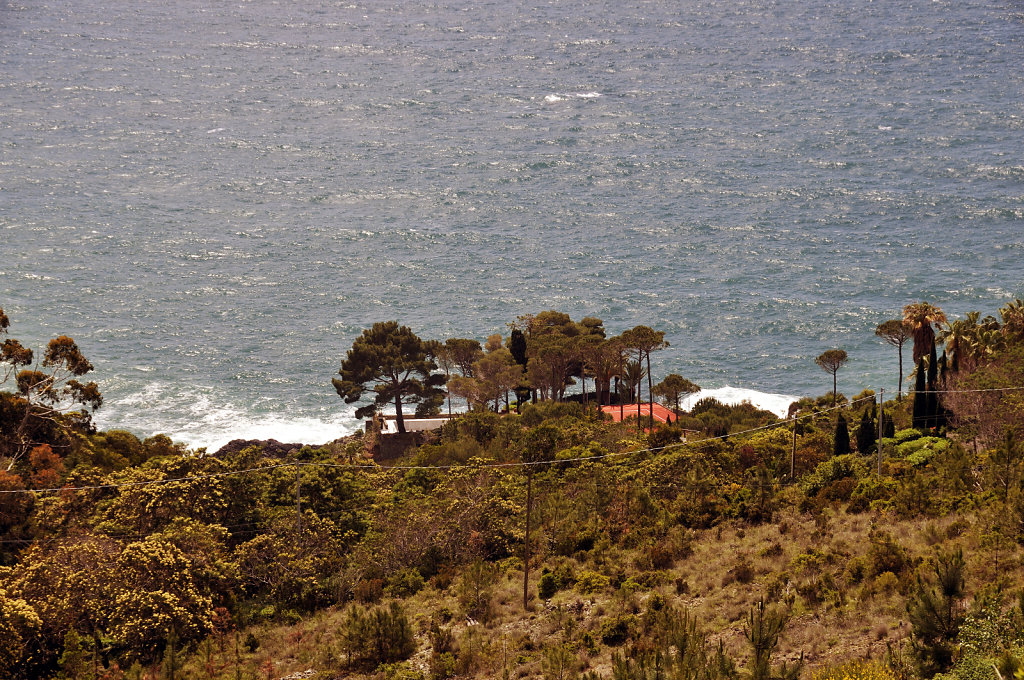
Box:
left=600, top=403, right=675, bottom=423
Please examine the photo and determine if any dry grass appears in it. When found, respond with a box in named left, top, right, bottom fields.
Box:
left=177, top=503, right=1024, bottom=680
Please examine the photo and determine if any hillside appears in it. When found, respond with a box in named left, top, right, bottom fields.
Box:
left=2, top=303, right=1024, bottom=679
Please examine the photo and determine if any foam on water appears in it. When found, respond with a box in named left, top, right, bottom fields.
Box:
left=680, top=387, right=802, bottom=420
left=2, top=0, right=1022, bottom=446
left=94, top=382, right=360, bottom=452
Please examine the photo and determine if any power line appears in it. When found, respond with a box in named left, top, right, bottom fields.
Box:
left=0, top=385, right=1017, bottom=496
left=926, top=385, right=1024, bottom=394
left=0, top=463, right=293, bottom=495
left=0, top=394, right=877, bottom=494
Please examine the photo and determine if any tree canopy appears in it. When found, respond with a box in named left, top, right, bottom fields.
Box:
left=333, top=322, right=444, bottom=433
left=814, top=349, right=848, bottom=407
left=903, top=302, right=947, bottom=364
left=654, top=374, right=701, bottom=416
left=0, top=309, right=102, bottom=469
left=876, top=319, right=911, bottom=400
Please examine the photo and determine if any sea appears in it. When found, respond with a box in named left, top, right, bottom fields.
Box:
left=1, top=0, right=1022, bottom=451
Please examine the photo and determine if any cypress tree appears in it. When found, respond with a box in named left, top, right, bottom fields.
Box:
left=926, top=340, right=939, bottom=428
left=936, top=351, right=949, bottom=429
left=913, top=358, right=928, bottom=429
left=509, top=329, right=530, bottom=412
left=883, top=411, right=896, bottom=438
left=857, top=409, right=876, bottom=455
left=509, top=329, right=528, bottom=367
left=833, top=414, right=851, bottom=456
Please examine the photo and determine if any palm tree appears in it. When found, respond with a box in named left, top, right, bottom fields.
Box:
left=937, top=312, right=979, bottom=373
left=622, top=360, right=646, bottom=405
left=999, top=298, right=1024, bottom=339
left=903, top=302, right=948, bottom=364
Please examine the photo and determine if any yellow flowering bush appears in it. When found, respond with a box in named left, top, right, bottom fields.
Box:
left=812, top=660, right=897, bottom=680
left=0, top=587, right=42, bottom=677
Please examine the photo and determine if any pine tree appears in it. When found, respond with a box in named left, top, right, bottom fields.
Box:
left=57, top=630, right=95, bottom=680
left=333, top=321, right=446, bottom=433
left=745, top=600, right=790, bottom=680
left=161, top=626, right=182, bottom=680
left=908, top=549, right=965, bottom=677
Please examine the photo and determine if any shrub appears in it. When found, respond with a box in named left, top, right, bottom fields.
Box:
left=812, top=660, right=896, bottom=680
left=599, top=614, right=636, bottom=646
left=355, top=578, right=384, bottom=604
left=386, top=568, right=425, bottom=599
left=575, top=571, right=610, bottom=595
left=553, top=562, right=576, bottom=589
left=893, top=429, right=922, bottom=444
left=898, top=437, right=948, bottom=467
left=243, top=632, right=259, bottom=652
left=733, top=558, right=755, bottom=585
left=867, top=530, right=910, bottom=578
left=849, top=476, right=898, bottom=511
left=873, top=571, right=899, bottom=595
left=538, top=571, right=558, bottom=600
left=802, top=455, right=867, bottom=498
left=648, top=541, right=676, bottom=570
left=340, top=602, right=417, bottom=670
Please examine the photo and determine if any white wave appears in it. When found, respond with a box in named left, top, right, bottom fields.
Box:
left=679, top=385, right=800, bottom=418
left=92, top=380, right=798, bottom=453
left=93, top=382, right=362, bottom=453
left=544, top=92, right=601, bottom=103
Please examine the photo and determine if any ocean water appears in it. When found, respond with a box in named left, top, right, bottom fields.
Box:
left=1, top=0, right=1022, bottom=450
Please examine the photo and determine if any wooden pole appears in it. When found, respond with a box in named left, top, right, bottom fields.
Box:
left=646, top=350, right=654, bottom=428
left=791, top=410, right=797, bottom=480
left=617, top=377, right=624, bottom=422
left=295, top=463, right=302, bottom=533
left=876, top=389, right=884, bottom=475
left=522, top=470, right=533, bottom=611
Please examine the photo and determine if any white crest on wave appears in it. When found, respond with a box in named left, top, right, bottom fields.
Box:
left=679, top=386, right=800, bottom=419
left=93, top=382, right=361, bottom=453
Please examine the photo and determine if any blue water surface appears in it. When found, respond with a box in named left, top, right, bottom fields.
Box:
left=1, top=0, right=1022, bottom=448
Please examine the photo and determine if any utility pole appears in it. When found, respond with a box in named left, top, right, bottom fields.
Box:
left=876, top=389, right=884, bottom=475
left=522, top=469, right=533, bottom=611
left=295, top=463, right=302, bottom=533
left=791, top=410, right=798, bottom=480
left=616, top=376, right=624, bottom=422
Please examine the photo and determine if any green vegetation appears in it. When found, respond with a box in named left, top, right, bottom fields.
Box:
left=333, top=321, right=446, bottom=433
left=2, top=301, right=1024, bottom=679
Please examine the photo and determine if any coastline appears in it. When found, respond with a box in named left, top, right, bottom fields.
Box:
left=92, top=383, right=801, bottom=452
